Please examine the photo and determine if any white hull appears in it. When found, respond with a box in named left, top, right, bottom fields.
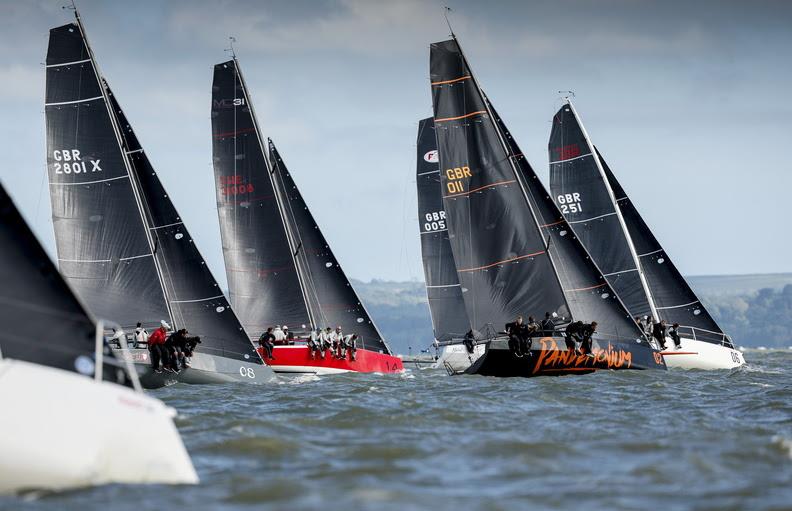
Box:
left=0, top=359, right=198, bottom=495
left=435, top=343, right=486, bottom=374
left=661, top=337, right=745, bottom=370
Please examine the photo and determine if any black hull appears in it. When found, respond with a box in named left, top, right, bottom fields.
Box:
left=465, top=337, right=666, bottom=377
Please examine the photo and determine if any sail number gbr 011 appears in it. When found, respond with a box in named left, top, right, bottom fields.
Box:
left=51, top=149, right=102, bottom=175
left=445, top=166, right=471, bottom=194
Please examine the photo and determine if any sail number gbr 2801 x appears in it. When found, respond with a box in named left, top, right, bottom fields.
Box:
left=51, top=149, right=102, bottom=175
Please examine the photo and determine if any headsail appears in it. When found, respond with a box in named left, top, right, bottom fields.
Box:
left=269, top=140, right=391, bottom=353
left=45, top=22, right=168, bottom=330
left=415, top=117, right=471, bottom=341
left=548, top=102, right=654, bottom=320
left=549, top=102, right=729, bottom=345
left=430, top=38, right=568, bottom=333
left=211, top=59, right=311, bottom=335
left=430, top=37, right=647, bottom=344
left=0, top=181, right=132, bottom=385
left=107, top=88, right=262, bottom=363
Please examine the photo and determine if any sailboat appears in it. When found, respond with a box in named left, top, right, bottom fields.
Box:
left=44, top=11, right=270, bottom=387
left=211, top=57, right=403, bottom=374
left=428, top=36, right=665, bottom=376
left=548, top=99, right=745, bottom=369
left=415, top=117, right=483, bottom=372
left=0, top=181, right=197, bottom=494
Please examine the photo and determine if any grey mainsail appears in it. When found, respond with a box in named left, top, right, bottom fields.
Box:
left=415, top=117, right=471, bottom=341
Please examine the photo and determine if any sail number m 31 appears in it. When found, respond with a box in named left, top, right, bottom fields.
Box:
left=445, top=166, right=471, bottom=194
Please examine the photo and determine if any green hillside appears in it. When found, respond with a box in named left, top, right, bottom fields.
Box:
left=353, top=274, right=792, bottom=354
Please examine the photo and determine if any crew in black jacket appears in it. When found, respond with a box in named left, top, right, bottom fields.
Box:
left=505, top=316, right=531, bottom=358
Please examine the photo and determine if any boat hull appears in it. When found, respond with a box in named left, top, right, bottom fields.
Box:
left=660, top=337, right=745, bottom=370
left=113, top=349, right=275, bottom=388
left=260, top=345, right=404, bottom=375
left=0, top=359, right=197, bottom=495
left=436, top=343, right=486, bottom=374
left=465, top=336, right=666, bottom=377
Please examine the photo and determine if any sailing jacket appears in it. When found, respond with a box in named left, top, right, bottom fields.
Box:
left=148, top=327, right=167, bottom=346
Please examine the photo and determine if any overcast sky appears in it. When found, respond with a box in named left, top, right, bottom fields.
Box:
left=2, top=0, right=790, bottom=285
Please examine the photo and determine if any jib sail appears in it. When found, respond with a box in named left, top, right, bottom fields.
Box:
left=415, top=117, right=471, bottom=341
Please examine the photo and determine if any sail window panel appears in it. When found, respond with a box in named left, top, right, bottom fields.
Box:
left=548, top=107, right=590, bottom=163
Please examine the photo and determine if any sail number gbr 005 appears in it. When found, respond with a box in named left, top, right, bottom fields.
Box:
left=51, top=149, right=102, bottom=175
left=423, top=211, right=446, bottom=232
left=445, top=166, right=472, bottom=194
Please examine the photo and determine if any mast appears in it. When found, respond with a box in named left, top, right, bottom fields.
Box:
left=566, top=99, right=659, bottom=322
left=232, top=57, right=317, bottom=329
left=71, top=9, right=175, bottom=327
left=451, top=35, right=572, bottom=316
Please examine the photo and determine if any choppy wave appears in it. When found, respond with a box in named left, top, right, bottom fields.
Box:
left=2, top=350, right=792, bottom=511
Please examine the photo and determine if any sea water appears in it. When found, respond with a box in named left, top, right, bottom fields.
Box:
left=3, top=349, right=791, bottom=511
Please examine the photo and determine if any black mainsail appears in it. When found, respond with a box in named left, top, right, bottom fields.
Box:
left=429, top=37, right=647, bottom=345
left=549, top=101, right=729, bottom=345
left=211, top=59, right=311, bottom=335
left=0, top=181, right=132, bottom=385
left=416, top=117, right=471, bottom=341
left=45, top=22, right=168, bottom=330
left=211, top=58, right=391, bottom=354
left=45, top=15, right=261, bottom=365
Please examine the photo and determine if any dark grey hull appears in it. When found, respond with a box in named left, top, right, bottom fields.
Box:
left=113, top=348, right=275, bottom=389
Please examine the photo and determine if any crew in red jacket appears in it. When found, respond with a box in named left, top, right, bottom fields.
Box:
left=148, top=320, right=170, bottom=373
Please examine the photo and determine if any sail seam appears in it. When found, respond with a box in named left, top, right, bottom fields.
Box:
left=125, top=148, right=143, bottom=154
left=149, top=221, right=184, bottom=230
left=421, top=229, right=448, bottom=235
left=431, top=75, right=471, bottom=85
left=638, top=249, right=663, bottom=257
left=603, top=268, right=638, bottom=277
left=549, top=152, right=593, bottom=165
left=567, top=212, right=616, bottom=224
left=46, top=58, right=92, bottom=68
left=45, top=95, right=104, bottom=106
left=434, top=110, right=486, bottom=123
left=426, top=284, right=461, bottom=288
left=540, top=219, right=565, bottom=228
left=58, top=253, right=151, bottom=263
left=417, top=170, right=440, bottom=176
left=656, top=300, right=700, bottom=310
left=458, top=251, right=545, bottom=273
left=566, top=283, right=607, bottom=292
left=170, top=294, right=225, bottom=304
left=49, top=175, right=128, bottom=186
left=443, top=179, right=516, bottom=198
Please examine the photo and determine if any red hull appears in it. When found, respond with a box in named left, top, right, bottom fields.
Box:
left=258, top=345, right=404, bottom=374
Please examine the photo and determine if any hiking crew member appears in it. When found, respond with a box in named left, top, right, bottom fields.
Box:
left=147, top=320, right=170, bottom=373
left=525, top=316, right=540, bottom=353
left=162, top=330, right=179, bottom=373
left=258, top=327, right=276, bottom=360
left=273, top=325, right=286, bottom=344
left=318, top=328, right=330, bottom=359
left=284, top=326, right=295, bottom=344
left=540, top=313, right=555, bottom=336
left=564, top=320, right=584, bottom=352
left=333, top=327, right=345, bottom=358
left=133, top=322, right=148, bottom=349
left=344, top=334, right=358, bottom=361
left=580, top=321, right=597, bottom=355
left=307, top=329, right=320, bottom=359
left=463, top=330, right=476, bottom=354
left=643, top=316, right=653, bottom=338
left=505, top=316, right=530, bottom=358
left=636, top=316, right=647, bottom=335
left=109, top=328, right=125, bottom=349
left=652, top=320, right=668, bottom=350
left=668, top=323, right=682, bottom=350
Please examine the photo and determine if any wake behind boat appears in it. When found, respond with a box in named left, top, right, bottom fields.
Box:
left=210, top=57, right=403, bottom=375
left=0, top=180, right=197, bottom=494
left=548, top=99, right=745, bottom=369
left=44, top=13, right=271, bottom=387
left=426, top=36, right=666, bottom=376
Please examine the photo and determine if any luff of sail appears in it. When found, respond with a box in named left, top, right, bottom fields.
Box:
left=106, top=87, right=262, bottom=363
left=0, top=181, right=133, bottom=386
left=45, top=22, right=169, bottom=330
left=547, top=103, right=654, bottom=320
left=268, top=139, right=391, bottom=354
left=416, top=117, right=471, bottom=341
left=429, top=39, right=568, bottom=333
left=211, top=59, right=311, bottom=335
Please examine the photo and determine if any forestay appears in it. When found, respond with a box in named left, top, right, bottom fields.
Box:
left=416, top=117, right=471, bottom=341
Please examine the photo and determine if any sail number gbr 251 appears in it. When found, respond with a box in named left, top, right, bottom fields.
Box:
left=51, top=149, right=102, bottom=175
